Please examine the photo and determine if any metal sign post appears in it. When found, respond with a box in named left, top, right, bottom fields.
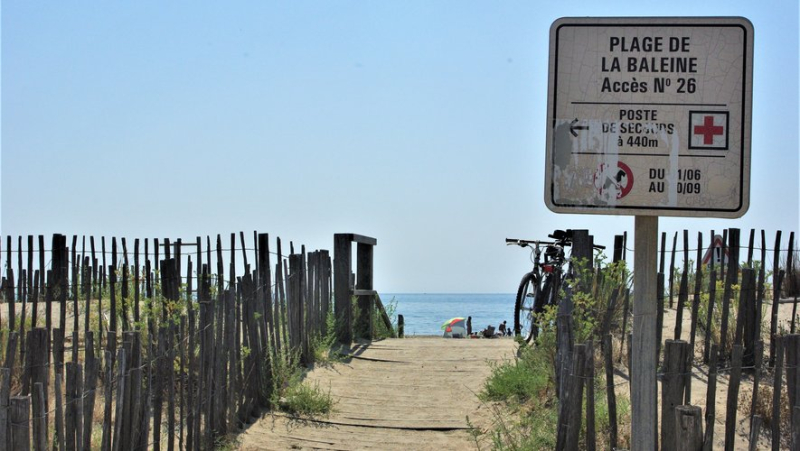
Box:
left=544, top=17, right=754, bottom=449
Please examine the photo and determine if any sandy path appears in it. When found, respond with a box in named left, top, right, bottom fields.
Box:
left=239, top=337, right=517, bottom=450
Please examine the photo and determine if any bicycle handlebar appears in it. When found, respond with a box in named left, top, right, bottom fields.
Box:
left=505, top=238, right=556, bottom=246
left=506, top=235, right=606, bottom=250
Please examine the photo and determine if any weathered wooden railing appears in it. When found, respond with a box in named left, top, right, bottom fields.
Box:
left=333, top=233, right=393, bottom=344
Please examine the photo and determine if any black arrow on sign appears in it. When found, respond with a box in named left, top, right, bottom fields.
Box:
left=570, top=118, right=589, bottom=137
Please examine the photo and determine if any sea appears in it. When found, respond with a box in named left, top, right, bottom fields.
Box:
left=381, top=293, right=515, bottom=337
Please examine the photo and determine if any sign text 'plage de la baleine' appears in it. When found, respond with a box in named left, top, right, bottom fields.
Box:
left=544, top=17, right=753, bottom=218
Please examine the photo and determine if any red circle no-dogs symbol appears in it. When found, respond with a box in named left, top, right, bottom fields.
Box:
left=594, top=162, right=634, bottom=200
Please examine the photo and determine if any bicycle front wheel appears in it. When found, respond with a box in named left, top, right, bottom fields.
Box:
left=514, top=272, right=545, bottom=343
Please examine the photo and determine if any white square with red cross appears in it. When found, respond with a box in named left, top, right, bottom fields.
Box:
left=689, top=111, right=729, bottom=150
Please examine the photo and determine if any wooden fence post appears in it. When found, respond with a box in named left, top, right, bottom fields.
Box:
left=559, top=343, right=587, bottom=451
left=703, top=343, right=719, bottom=451
left=675, top=405, right=703, bottom=451
left=288, top=254, right=304, bottom=357
left=585, top=340, right=596, bottom=451
left=0, top=367, right=10, bottom=451
left=603, top=334, right=618, bottom=450
left=749, top=415, right=762, bottom=451
left=55, top=371, right=67, bottom=451
left=333, top=235, right=352, bottom=344
left=657, top=272, right=665, bottom=364
left=662, top=340, right=691, bottom=451
left=720, top=228, right=741, bottom=363
left=111, top=348, right=126, bottom=451
left=772, top=336, right=784, bottom=451
left=83, top=332, right=98, bottom=451
left=356, top=242, right=374, bottom=340
left=770, top=231, right=783, bottom=367
left=66, top=362, right=81, bottom=451
left=786, top=334, right=800, bottom=428
left=33, top=382, right=46, bottom=451
left=555, top=275, right=572, bottom=402
left=675, top=230, right=689, bottom=340
left=749, top=341, right=764, bottom=441
left=689, top=232, right=703, bottom=356
left=703, top=263, right=717, bottom=364
left=9, top=396, right=31, bottom=451
left=724, top=344, right=744, bottom=451
left=736, top=269, right=757, bottom=367
left=398, top=315, right=405, bottom=338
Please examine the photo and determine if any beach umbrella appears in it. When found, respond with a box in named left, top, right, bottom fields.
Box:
left=442, top=317, right=467, bottom=338
left=441, top=317, right=465, bottom=330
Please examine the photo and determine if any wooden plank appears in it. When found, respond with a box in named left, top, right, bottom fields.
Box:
left=55, top=371, right=67, bottom=451
left=749, top=340, right=764, bottom=441
left=662, top=340, right=690, bottom=451
left=585, top=340, right=596, bottom=451
left=704, top=231, right=718, bottom=364
left=555, top=276, right=572, bottom=403
left=355, top=243, right=374, bottom=340
left=65, top=362, right=78, bottom=451
left=100, top=351, right=112, bottom=451
left=334, top=235, right=353, bottom=344
left=0, top=368, right=10, bottom=451
left=187, top=308, right=196, bottom=451
left=788, top=232, right=797, bottom=333
left=739, top=270, right=758, bottom=367
left=134, top=239, right=140, bottom=324
left=167, top=324, right=177, bottom=451
left=675, top=230, right=689, bottom=340
left=669, top=231, right=678, bottom=308
left=83, top=331, right=98, bottom=451
left=689, top=232, right=703, bottom=362
left=657, top=272, right=665, bottom=363
left=7, top=268, right=15, bottom=332
left=120, top=333, right=134, bottom=450
left=724, top=345, right=744, bottom=451
left=33, top=382, right=46, bottom=451
left=786, top=334, right=800, bottom=428
left=757, top=230, right=767, bottom=342
left=702, top=344, right=719, bottom=451
left=772, top=336, right=784, bottom=451
left=603, top=334, right=618, bottom=450
left=675, top=405, right=703, bottom=451
left=9, top=396, right=31, bottom=451
left=619, top=288, right=630, bottom=364
left=560, top=343, right=587, bottom=451
left=333, top=233, right=377, bottom=246
left=720, top=228, right=741, bottom=363
left=39, top=235, right=46, bottom=321
left=111, top=348, right=126, bottom=451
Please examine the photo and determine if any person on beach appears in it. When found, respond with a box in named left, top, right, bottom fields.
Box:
left=498, top=321, right=507, bottom=336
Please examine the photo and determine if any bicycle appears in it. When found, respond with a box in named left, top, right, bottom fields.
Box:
left=506, top=230, right=605, bottom=343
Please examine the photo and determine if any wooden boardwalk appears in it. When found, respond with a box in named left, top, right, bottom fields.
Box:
left=239, top=337, right=518, bottom=450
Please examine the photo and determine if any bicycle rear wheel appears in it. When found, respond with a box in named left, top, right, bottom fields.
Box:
left=514, top=272, right=546, bottom=343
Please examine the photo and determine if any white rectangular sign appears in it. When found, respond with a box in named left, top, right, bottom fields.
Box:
left=545, top=17, right=753, bottom=217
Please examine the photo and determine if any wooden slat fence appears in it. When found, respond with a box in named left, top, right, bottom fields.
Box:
left=0, top=231, right=356, bottom=450
left=549, top=228, right=799, bottom=450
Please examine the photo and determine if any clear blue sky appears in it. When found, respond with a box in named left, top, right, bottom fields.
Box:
left=2, top=1, right=798, bottom=293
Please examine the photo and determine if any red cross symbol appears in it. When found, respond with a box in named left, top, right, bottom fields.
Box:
left=694, top=116, right=724, bottom=145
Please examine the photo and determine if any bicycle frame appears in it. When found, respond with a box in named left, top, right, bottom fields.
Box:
left=506, top=233, right=571, bottom=342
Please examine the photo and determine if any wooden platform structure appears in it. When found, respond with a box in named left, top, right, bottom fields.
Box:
left=239, top=337, right=518, bottom=450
